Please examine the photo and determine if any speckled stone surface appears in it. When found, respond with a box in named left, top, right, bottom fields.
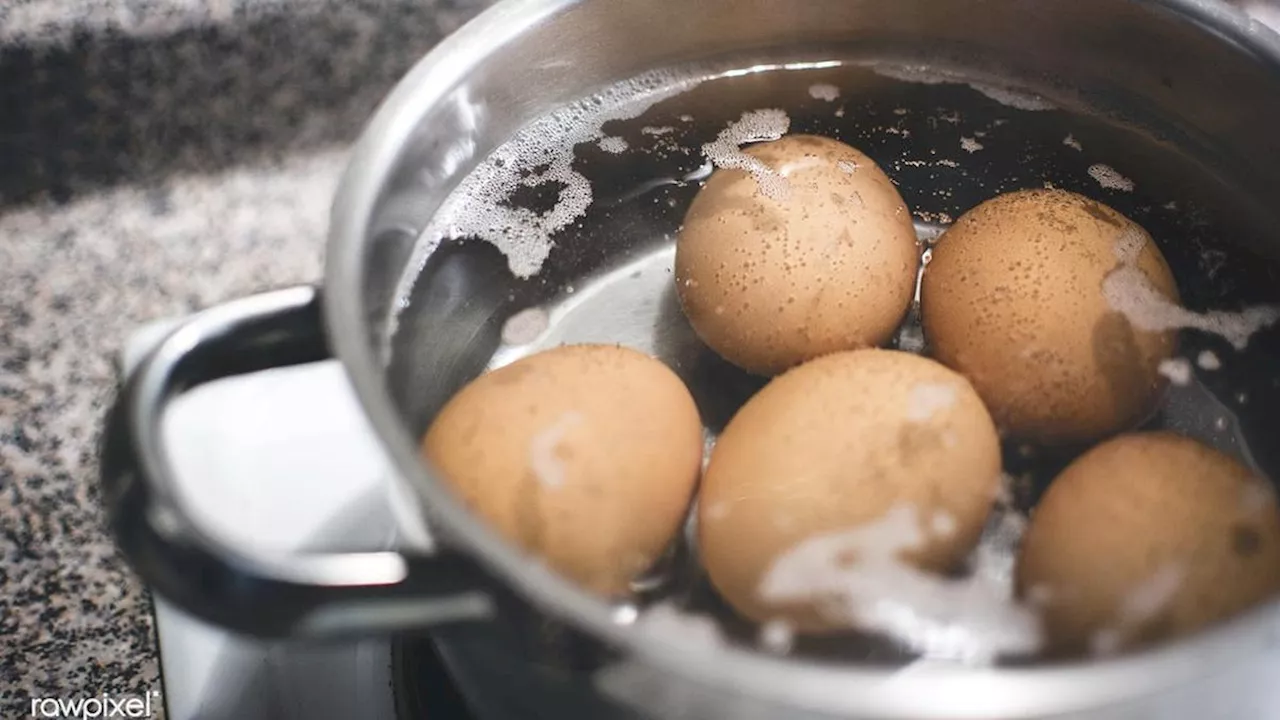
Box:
left=0, top=0, right=492, bottom=714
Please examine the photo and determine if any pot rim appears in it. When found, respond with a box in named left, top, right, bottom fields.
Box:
left=324, top=0, right=1280, bottom=716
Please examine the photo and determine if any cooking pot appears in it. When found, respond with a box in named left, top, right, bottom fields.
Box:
left=102, top=0, right=1280, bottom=717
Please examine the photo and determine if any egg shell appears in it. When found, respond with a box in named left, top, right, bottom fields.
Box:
left=921, top=188, right=1179, bottom=446
left=1016, top=432, right=1280, bottom=657
left=698, top=349, right=1001, bottom=630
left=421, top=344, right=703, bottom=597
left=675, top=134, right=920, bottom=376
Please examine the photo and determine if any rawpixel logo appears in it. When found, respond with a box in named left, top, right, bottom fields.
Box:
left=29, top=692, right=161, bottom=719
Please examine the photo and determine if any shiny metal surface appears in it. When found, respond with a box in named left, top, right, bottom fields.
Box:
left=101, top=287, right=495, bottom=637
left=104, top=0, right=1280, bottom=718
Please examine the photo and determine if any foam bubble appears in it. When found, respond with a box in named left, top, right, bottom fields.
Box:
left=612, top=603, right=640, bottom=625
left=598, top=136, right=629, bottom=153
left=871, top=63, right=1055, bottom=111
left=1103, top=264, right=1280, bottom=349
left=968, top=82, right=1057, bottom=111
left=836, top=159, right=858, bottom=175
left=411, top=69, right=704, bottom=280
left=931, top=511, right=958, bottom=538
left=1088, top=164, right=1135, bottom=192
left=906, top=382, right=958, bottom=421
left=529, top=411, right=584, bottom=487
left=701, top=109, right=792, bottom=200
left=808, top=83, right=841, bottom=102
left=639, top=602, right=724, bottom=651
left=1241, top=482, right=1275, bottom=516
left=1063, top=134, right=1083, bottom=151
left=1196, top=350, right=1222, bottom=370
left=758, top=504, right=1043, bottom=663
left=1157, top=358, right=1192, bottom=386
left=501, top=307, right=550, bottom=345
left=759, top=619, right=795, bottom=653
left=1113, top=229, right=1147, bottom=264
left=1090, top=563, right=1185, bottom=657
left=960, top=137, right=984, bottom=153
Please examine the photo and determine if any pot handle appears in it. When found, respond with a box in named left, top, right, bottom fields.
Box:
left=100, top=286, right=495, bottom=638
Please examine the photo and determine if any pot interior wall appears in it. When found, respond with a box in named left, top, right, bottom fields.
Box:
left=362, top=0, right=1280, bottom=668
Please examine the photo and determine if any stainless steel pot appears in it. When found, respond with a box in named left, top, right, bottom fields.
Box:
left=103, top=1, right=1280, bottom=718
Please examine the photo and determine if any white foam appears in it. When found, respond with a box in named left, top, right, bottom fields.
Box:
left=758, top=504, right=1043, bottom=663
left=808, top=83, right=841, bottom=102
left=916, top=211, right=954, bottom=225
left=1124, top=563, right=1185, bottom=621
left=1157, top=358, right=1193, bottom=386
left=1103, top=265, right=1280, bottom=349
left=598, top=136, right=629, bottom=153
left=501, top=307, right=550, bottom=345
left=931, top=511, right=958, bottom=538
left=1197, top=350, right=1222, bottom=370
left=906, top=382, right=958, bottom=422
left=1063, top=134, right=1083, bottom=151
left=612, top=603, right=640, bottom=625
left=639, top=602, right=725, bottom=651
left=1088, top=164, right=1135, bottom=192
left=529, top=411, right=584, bottom=488
left=872, top=64, right=1056, bottom=111
left=641, top=126, right=676, bottom=136
left=411, top=69, right=704, bottom=280
left=1090, top=563, right=1185, bottom=657
left=836, top=159, right=859, bottom=175
left=1104, top=230, right=1280, bottom=348
left=759, top=619, right=795, bottom=653
left=969, top=83, right=1057, bottom=111
left=701, top=109, right=792, bottom=200
left=960, top=137, right=984, bottom=153
left=1240, top=482, right=1275, bottom=516
left=1113, top=229, right=1147, bottom=264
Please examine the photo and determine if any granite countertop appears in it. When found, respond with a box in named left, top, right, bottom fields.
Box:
left=0, top=1, right=492, bottom=713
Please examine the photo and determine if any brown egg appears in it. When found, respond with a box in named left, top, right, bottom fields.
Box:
left=698, top=349, right=1001, bottom=630
left=921, top=189, right=1179, bottom=446
left=1017, top=432, right=1280, bottom=657
left=675, top=134, right=920, bottom=376
left=422, top=344, right=703, bottom=597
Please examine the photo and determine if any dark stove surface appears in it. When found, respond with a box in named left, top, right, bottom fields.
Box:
left=392, top=637, right=478, bottom=720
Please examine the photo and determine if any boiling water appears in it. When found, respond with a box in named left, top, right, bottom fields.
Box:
left=389, top=57, right=1280, bottom=666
